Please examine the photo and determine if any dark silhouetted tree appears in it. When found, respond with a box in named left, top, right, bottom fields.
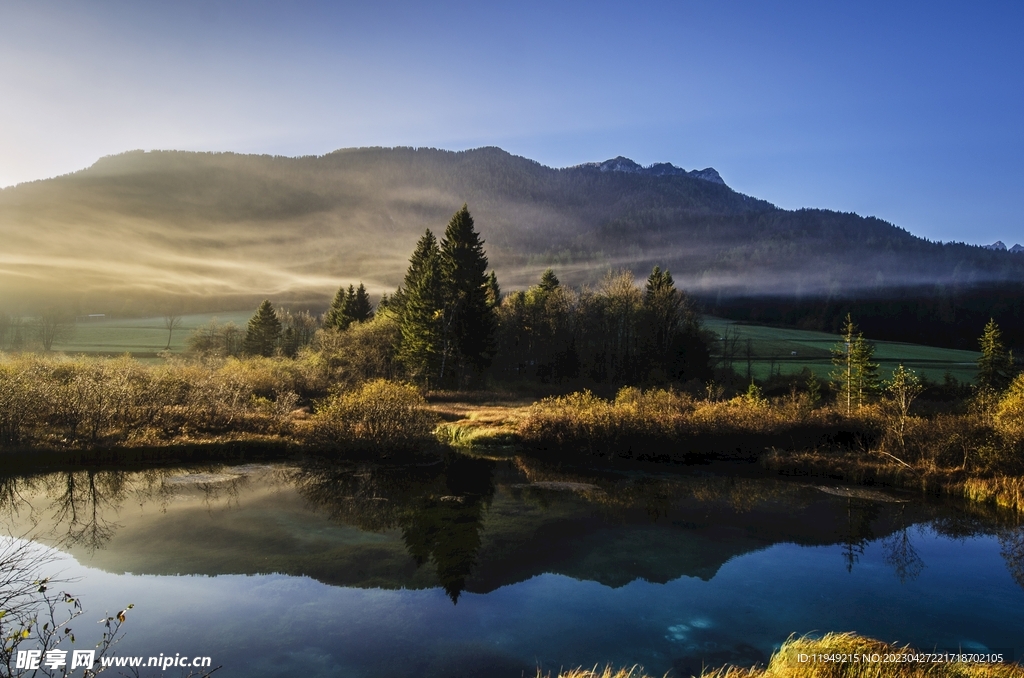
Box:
left=324, top=285, right=356, bottom=331
left=243, top=300, right=281, bottom=356
left=36, top=308, right=74, bottom=352
left=163, top=311, right=183, bottom=351
left=438, top=205, right=496, bottom=384
left=351, top=283, right=374, bottom=323
left=538, top=268, right=560, bottom=294
left=641, top=266, right=710, bottom=382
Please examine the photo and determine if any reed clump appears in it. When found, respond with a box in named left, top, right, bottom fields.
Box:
left=517, top=386, right=879, bottom=460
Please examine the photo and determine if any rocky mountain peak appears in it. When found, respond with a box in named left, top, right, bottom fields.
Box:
left=581, top=157, right=726, bottom=185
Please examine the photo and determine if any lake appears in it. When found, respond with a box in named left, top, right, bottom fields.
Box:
left=2, top=455, right=1022, bottom=677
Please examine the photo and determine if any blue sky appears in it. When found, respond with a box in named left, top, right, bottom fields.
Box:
left=1, top=0, right=1022, bottom=245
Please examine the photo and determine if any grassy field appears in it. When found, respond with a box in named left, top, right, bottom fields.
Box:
left=702, top=316, right=980, bottom=384
left=50, top=311, right=254, bottom=357
left=34, top=311, right=982, bottom=385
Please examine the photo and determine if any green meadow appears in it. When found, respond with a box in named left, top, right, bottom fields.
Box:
left=701, top=316, right=980, bottom=384
left=43, top=311, right=981, bottom=385
left=51, top=311, right=254, bottom=357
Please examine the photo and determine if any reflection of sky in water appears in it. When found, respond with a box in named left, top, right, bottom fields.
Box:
left=33, top=526, right=1024, bottom=678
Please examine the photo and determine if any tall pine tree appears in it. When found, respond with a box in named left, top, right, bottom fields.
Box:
left=398, top=233, right=445, bottom=384
left=390, top=229, right=439, bottom=317
left=351, top=283, right=374, bottom=323
left=438, top=205, right=496, bottom=384
left=324, top=285, right=355, bottom=330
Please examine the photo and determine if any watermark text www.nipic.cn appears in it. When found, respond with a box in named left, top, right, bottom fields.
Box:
left=16, top=649, right=214, bottom=671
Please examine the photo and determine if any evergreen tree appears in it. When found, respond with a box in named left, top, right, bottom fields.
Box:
left=438, top=205, right=495, bottom=383
left=643, top=266, right=679, bottom=357
left=639, top=266, right=709, bottom=382
left=398, top=245, right=445, bottom=384
left=978, top=318, right=1014, bottom=391
left=832, top=314, right=857, bottom=414
left=324, top=285, right=355, bottom=331
left=485, top=271, right=501, bottom=309
left=243, top=299, right=281, bottom=357
left=831, top=314, right=879, bottom=413
left=351, top=283, right=374, bottom=323
left=851, top=333, right=880, bottom=408
left=281, top=327, right=299, bottom=358
left=390, top=229, right=440, bottom=317
left=538, top=268, right=560, bottom=294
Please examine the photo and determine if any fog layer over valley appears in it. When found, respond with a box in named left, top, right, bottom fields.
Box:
left=2, top=146, right=1021, bottom=313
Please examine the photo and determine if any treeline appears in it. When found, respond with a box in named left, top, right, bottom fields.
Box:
left=191, top=205, right=714, bottom=391
left=704, top=282, right=1024, bottom=351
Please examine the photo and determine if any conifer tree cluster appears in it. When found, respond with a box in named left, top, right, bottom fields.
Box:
left=492, top=266, right=710, bottom=384
left=393, top=206, right=497, bottom=387
left=324, top=283, right=373, bottom=331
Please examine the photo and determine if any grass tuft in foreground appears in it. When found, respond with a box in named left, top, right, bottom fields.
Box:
left=540, top=667, right=653, bottom=678
left=545, top=634, right=1024, bottom=678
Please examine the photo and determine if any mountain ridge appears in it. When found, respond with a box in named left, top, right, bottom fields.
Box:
left=0, top=145, right=1022, bottom=313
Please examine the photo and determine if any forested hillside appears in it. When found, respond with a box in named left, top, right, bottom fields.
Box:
left=1, top=146, right=1022, bottom=316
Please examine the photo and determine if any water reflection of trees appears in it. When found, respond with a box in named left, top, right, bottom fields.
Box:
left=0, top=466, right=269, bottom=552
left=6, top=459, right=1024, bottom=597
left=999, top=527, right=1024, bottom=590
left=882, top=508, right=924, bottom=583
left=292, top=454, right=495, bottom=603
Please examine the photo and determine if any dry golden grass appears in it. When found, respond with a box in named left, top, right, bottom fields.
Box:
left=544, top=634, right=1024, bottom=678
left=963, top=476, right=1024, bottom=513
left=540, top=666, right=656, bottom=678
left=429, top=399, right=534, bottom=448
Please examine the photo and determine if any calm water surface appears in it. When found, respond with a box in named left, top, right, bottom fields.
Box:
left=2, top=455, right=1023, bottom=677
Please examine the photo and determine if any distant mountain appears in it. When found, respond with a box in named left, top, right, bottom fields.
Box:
left=984, top=241, right=1008, bottom=251
left=1, top=146, right=1022, bottom=313
left=1011, top=244, right=1024, bottom=254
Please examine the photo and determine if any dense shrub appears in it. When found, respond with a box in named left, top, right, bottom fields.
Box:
left=996, top=373, right=1024, bottom=444
left=310, top=379, right=436, bottom=452
left=0, top=353, right=304, bottom=446
left=302, top=316, right=403, bottom=392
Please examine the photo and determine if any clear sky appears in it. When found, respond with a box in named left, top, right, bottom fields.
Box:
left=1, top=0, right=1021, bottom=246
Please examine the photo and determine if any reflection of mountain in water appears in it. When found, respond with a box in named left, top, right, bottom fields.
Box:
left=2, top=459, right=1023, bottom=604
